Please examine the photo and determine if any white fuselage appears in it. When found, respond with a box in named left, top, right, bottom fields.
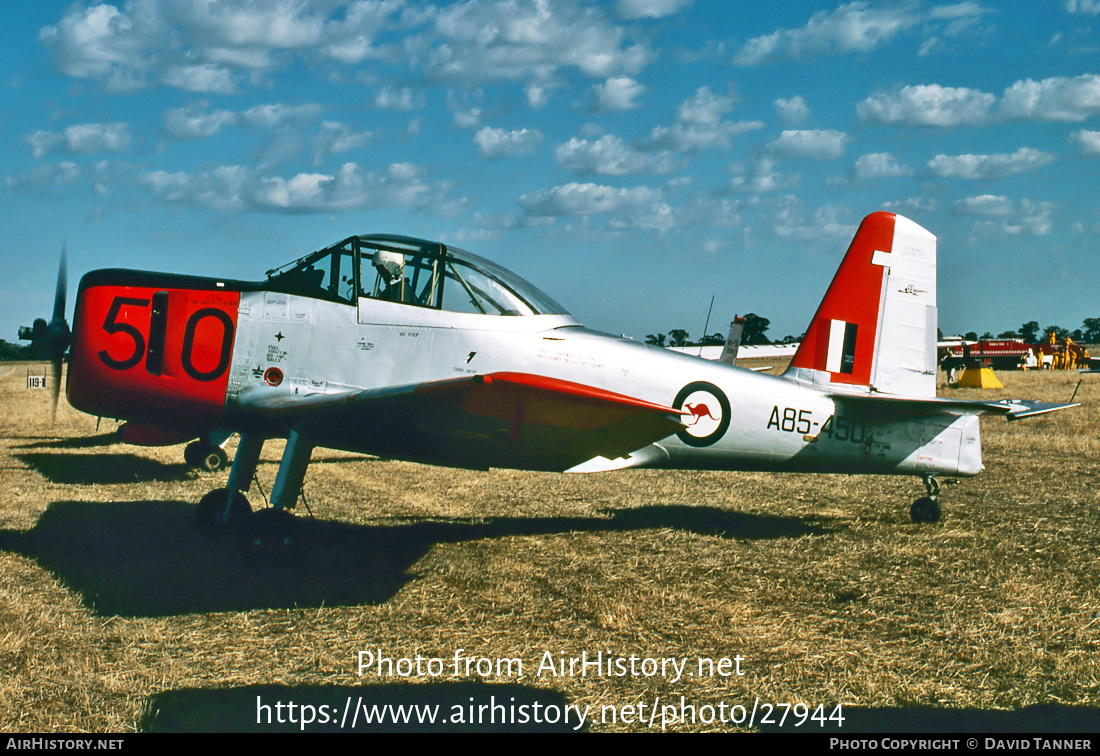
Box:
left=225, top=292, right=982, bottom=477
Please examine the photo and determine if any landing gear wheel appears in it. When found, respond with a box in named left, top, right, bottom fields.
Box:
left=910, top=496, right=942, bottom=523
left=196, top=488, right=252, bottom=528
left=240, top=508, right=297, bottom=557
left=187, top=441, right=229, bottom=472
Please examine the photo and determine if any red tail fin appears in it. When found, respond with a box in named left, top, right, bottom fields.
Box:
left=785, top=212, right=937, bottom=397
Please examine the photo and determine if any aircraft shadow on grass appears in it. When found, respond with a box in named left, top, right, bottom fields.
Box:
left=14, top=447, right=394, bottom=484
left=141, top=682, right=585, bottom=733
left=15, top=452, right=194, bottom=484
left=16, top=432, right=123, bottom=450
left=0, top=499, right=831, bottom=617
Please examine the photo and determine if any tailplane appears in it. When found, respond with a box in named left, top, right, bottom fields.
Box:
left=784, top=212, right=937, bottom=398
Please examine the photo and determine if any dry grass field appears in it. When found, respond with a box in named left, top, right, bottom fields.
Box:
left=0, top=360, right=1098, bottom=732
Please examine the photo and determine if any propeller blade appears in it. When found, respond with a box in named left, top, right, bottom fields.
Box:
left=52, top=244, right=67, bottom=323
left=50, top=354, right=62, bottom=423
left=47, top=244, right=70, bottom=424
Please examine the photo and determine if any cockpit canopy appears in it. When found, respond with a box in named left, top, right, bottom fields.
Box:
left=265, top=235, right=569, bottom=317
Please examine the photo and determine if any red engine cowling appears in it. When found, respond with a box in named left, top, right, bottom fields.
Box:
left=68, top=270, right=241, bottom=433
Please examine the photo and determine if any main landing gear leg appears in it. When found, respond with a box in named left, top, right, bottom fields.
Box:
left=910, top=475, right=942, bottom=524
left=195, top=433, right=264, bottom=527
left=242, top=429, right=314, bottom=553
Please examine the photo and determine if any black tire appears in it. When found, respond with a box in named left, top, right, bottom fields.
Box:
left=184, top=441, right=202, bottom=468
left=196, top=488, right=251, bottom=528
left=200, top=446, right=229, bottom=472
left=187, top=442, right=229, bottom=472
left=910, top=497, right=942, bottom=524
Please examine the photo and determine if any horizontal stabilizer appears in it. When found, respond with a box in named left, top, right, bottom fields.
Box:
left=829, top=392, right=1079, bottom=421
left=997, top=400, right=1081, bottom=421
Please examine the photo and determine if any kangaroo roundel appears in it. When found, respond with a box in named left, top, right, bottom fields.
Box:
left=673, top=381, right=731, bottom=447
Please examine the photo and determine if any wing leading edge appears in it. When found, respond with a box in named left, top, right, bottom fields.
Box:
left=238, top=372, right=685, bottom=471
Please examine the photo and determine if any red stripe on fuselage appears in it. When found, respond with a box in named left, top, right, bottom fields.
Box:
left=789, top=211, right=895, bottom=386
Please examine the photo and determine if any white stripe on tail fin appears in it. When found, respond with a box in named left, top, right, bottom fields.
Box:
left=784, top=212, right=937, bottom=398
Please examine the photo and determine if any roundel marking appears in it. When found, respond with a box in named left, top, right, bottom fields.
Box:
left=672, top=381, right=731, bottom=448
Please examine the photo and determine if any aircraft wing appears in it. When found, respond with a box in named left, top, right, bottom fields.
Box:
left=238, top=372, right=685, bottom=471
left=828, top=392, right=1079, bottom=421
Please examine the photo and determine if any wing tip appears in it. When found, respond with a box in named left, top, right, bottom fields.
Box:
left=1004, top=401, right=1080, bottom=421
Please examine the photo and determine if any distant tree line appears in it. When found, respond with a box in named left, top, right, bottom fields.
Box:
left=645, top=316, right=1100, bottom=349
left=0, top=340, right=34, bottom=361
left=956, top=319, right=1100, bottom=344
left=646, top=313, right=793, bottom=347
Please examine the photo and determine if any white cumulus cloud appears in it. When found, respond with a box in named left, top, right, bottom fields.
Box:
left=591, top=77, right=645, bottom=112
left=615, top=0, right=693, bottom=19
left=554, top=135, right=678, bottom=175
left=641, top=86, right=762, bottom=153
left=140, top=161, right=449, bottom=214
left=312, top=121, right=375, bottom=166
left=425, top=0, right=652, bottom=86
left=1071, top=129, right=1100, bottom=156
left=954, top=196, right=1054, bottom=236
left=37, top=0, right=411, bottom=93
left=768, top=130, right=850, bottom=160
left=26, top=122, right=132, bottom=158
left=927, top=148, right=1056, bottom=179
left=734, top=2, right=921, bottom=65
left=1066, top=0, right=1100, bottom=14
left=775, top=96, right=810, bottom=123
left=857, top=84, right=995, bottom=126
left=997, top=74, right=1100, bottom=122
left=518, top=182, right=662, bottom=216
left=851, top=152, right=912, bottom=179
left=374, top=86, right=427, bottom=111
left=474, top=127, right=544, bottom=159
left=5, top=162, right=81, bottom=191
left=452, top=108, right=485, bottom=129
left=161, top=63, right=236, bottom=93
left=38, top=0, right=655, bottom=106
left=727, top=158, right=798, bottom=194
left=860, top=75, right=1100, bottom=126
left=953, top=194, right=1014, bottom=216
left=241, top=103, right=324, bottom=128
left=163, top=103, right=237, bottom=140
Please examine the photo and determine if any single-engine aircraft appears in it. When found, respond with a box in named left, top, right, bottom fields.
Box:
left=22, top=212, right=1075, bottom=544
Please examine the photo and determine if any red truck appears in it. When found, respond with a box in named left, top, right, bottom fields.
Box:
left=939, top=336, right=1093, bottom=373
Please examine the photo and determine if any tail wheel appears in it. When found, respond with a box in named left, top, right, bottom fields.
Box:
left=910, top=496, right=942, bottom=524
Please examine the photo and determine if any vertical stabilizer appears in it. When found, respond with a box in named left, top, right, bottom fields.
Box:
left=784, top=212, right=937, bottom=398
left=718, top=317, right=744, bottom=365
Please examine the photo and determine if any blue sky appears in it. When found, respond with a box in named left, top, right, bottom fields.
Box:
left=3, top=1, right=1100, bottom=344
